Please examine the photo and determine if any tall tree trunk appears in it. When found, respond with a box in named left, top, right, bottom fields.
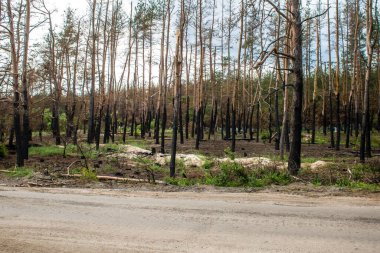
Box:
left=327, top=0, right=335, bottom=148
left=169, top=0, right=185, bottom=177
left=360, top=0, right=374, bottom=162
left=311, top=10, right=320, bottom=144
left=7, top=0, right=23, bottom=166
left=335, top=0, right=341, bottom=151
left=287, top=0, right=303, bottom=175
left=21, top=0, right=31, bottom=160
left=88, top=0, right=97, bottom=143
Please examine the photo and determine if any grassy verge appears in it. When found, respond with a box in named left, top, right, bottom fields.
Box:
left=6, top=167, right=34, bottom=178
left=166, top=161, right=291, bottom=188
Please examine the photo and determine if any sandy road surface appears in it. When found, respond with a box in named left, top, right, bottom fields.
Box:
left=0, top=187, right=379, bottom=253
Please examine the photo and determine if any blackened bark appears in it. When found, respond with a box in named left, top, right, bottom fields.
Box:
left=336, top=93, right=340, bottom=150
left=154, top=109, right=160, bottom=144
left=179, top=96, right=184, bottom=144
left=9, top=127, right=14, bottom=147
left=226, top=97, right=231, bottom=139
left=287, top=0, right=303, bottom=175
left=160, top=105, right=167, bottom=153
left=104, top=106, right=111, bottom=143
left=323, top=97, right=327, bottom=135
left=249, top=105, right=254, bottom=140
left=14, top=95, right=23, bottom=167
left=345, top=98, right=352, bottom=148
left=195, top=108, right=201, bottom=150
left=243, top=107, right=247, bottom=139
left=191, top=108, right=196, bottom=138
left=275, top=91, right=280, bottom=150
left=185, top=96, right=189, bottom=139
left=95, top=108, right=103, bottom=151
left=311, top=99, right=316, bottom=144
left=231, top=106, right=236, bottom=152
left=329, top=91, right=335, bottom=148
left=22, top=90, right=29, bottom=160
left=130, top=112, right=135, bottom=136
left=141, top=114, right=145, bottom=139
left=268, top=96, right=272, bottom=143
left=208, top=107, right=214, bottom=140
left=256, top=102, right=260, bottom=142
left=122, top=113, right=128, bottom=143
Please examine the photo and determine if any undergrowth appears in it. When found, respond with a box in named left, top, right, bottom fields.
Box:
left=166, top=162, right=291, bottom=188
left=6, top=167, right=34, bottom=178
left=0, top=144, right=8, bottom=158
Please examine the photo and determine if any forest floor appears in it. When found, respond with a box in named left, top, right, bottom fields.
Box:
left=0, top=132, right=379, bottom=197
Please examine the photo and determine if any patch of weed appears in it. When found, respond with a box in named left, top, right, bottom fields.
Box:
left=336, top=177, right=379, bottom=191
left=202, top=159, right=214, bottom=170
left=70, top=168, right=82, bottom=174
left=224, top=147, right=235, bottom=160
left=0, top=144, right=8, bottom=158
left=6, top=167, right=33, bottom=178
left=126, top=140, right=147, bottom=149
left=165, top=177, right=197, bottom=186
left=312, top=174, right=322, bottom=186
left=81, top=168, right=98, bottom=181
left=301, top=156, right=319, bottom=163
left=29, top=146, right=64, bottom=156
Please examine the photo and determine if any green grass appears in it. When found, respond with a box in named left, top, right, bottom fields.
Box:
left=125, top=140, right=148, bottom=149
left=202, top=158, right=214, bottom=170
left=133, top=156, right=152, bottom=165
left=336, top=177, right=379, bottom=191
left=29, top=146, right=64, bottom=156
left=313, top=131, right=329, bottom=144
left=210, top=162, right=291, bottom=187
left=371, top=134, right=380, bottom=149
left=224, top=147, right=235, bottom=160
left=0, top=144, right=8, bottom=158
left=70, top=168, right=82, bottom=174
left=6, top=167, right=34, bottom=178
left=312, top=175, right=322, bottom=186
left=300, top=156, right=319, bottom=163
left=149, top=164, right=167, bottom=173
left=166, top=161, right=291, bottom=188
left=165, top=177, right=198, bottom=186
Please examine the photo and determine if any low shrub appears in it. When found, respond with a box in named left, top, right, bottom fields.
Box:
left=0, top=144, right=8, bottom=158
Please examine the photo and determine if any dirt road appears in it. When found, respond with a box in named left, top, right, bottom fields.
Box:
left=0, top=187, right=379, bottom=253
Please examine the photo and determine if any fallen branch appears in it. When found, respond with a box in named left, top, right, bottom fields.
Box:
left=66, top=160, right=82, bottom=175
left=60, top=174, right=165, bottom=184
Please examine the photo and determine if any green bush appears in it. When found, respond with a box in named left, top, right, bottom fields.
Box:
left=81, top=168, right=98, bottom=181
left=0, top=144, right=8, bottom=158
left=260, top=132, right=270, bottom=141
left=209, top=162, right=291, bottom=187
left=224, top=147, right=235, bottom=160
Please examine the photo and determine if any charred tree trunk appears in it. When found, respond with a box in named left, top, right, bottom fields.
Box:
left=287, top=0, right=303, bottom=175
